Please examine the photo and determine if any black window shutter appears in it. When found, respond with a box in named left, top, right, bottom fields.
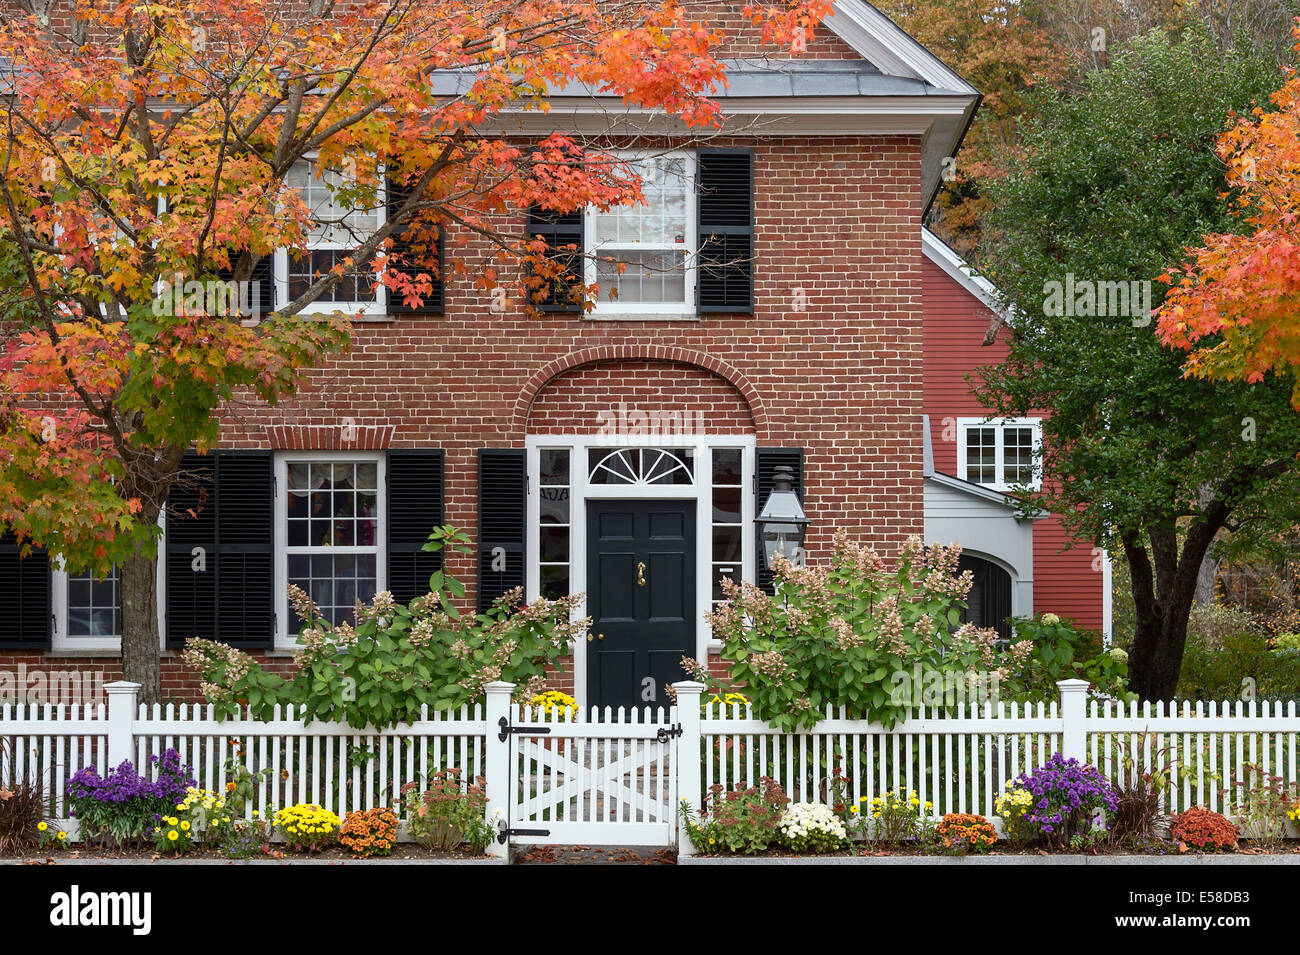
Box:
left=754, top=447, right=803, bottom=595
left=165, top=452, right=217, bottom=647
left=697, top=149, right=754, bottom=314
left=385, top=173, right=444, bottom=314
left=215, top=452, right=274, bottom=646
left=215, top=253, right=275, bottom=319
left=0, top=534, right=51, bottom=648
left=386, top=449, right=445, bottom=605
left=525, top=206, right=583, bottom=312
left=477, top=449, right=526, bottom=613
left=165, top=451, right=273, bottom=648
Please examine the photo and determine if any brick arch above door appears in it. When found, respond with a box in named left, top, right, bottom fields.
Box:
left=516, top=346, right=765, bottom=436
left=525, top=357, right=758, bottom=435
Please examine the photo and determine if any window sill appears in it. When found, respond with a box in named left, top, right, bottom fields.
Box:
left=44, top=648, right=180, bottom=658
left=583, top=313, right=700, bottom=323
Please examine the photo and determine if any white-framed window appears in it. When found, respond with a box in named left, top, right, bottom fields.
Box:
left=585, top=151, right=697, bottom=318
left=956, top=417, right=1043, bottom=491
left=277, top=157, right=387, bottom=317
left=274, top=452, right=386, bottom=647
left=50, top=552, right=166, bottom=651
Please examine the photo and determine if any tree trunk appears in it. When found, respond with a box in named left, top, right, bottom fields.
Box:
left=120, top=547, right=162, bottom=703
left=1123, top=508, right=1228, bottom=701
left=1194, top=554, right=1218, bottom=607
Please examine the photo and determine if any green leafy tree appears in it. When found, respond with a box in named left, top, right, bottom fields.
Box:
left=973, top=28, right=1300, bottom=701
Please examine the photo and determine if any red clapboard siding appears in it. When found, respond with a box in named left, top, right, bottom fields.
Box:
left=922, top=254, right=1104, bottom=633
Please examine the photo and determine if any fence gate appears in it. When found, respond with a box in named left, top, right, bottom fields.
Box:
left=499, top=704, right=680, bottom=846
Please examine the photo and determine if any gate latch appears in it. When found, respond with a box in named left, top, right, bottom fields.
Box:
left=496, top=818, right=551, bottom=844
left=656, top=723, right=684, bottom=742
left=498, top=716, right=553, bottom=742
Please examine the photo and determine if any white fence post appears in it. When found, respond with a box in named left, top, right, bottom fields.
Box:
left=483, top=681, right=515, bottom=860
left=1057, top=678, right=1090, bottom=763
left=104, top=681, right=140, bottom=768
left=672, top=681, right=705, bottom=857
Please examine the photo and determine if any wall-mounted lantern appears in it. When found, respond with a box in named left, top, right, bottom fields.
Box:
left=755, top=465, right=808, bottom=570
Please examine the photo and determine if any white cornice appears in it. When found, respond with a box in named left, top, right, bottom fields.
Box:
left=823, top=1, right=979, bottom=94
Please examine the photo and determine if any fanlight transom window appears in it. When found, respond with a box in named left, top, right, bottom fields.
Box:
left=587, top=447, right=695, bottom=486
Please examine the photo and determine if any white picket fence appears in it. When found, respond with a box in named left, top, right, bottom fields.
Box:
left=696, top=688, right=1300, bottom=823
left=2, top=679, right=1299, bottom=856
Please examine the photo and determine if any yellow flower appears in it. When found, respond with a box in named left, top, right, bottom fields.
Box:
left=168, top=831, right=179, bottom=841
left=37, top=822, right=48, bottom=831
left=57, top=832, right=66, bottom=841
left=180, top=821, right=191, bottom=831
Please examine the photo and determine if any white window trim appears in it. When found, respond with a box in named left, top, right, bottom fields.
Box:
left=525, top=433, right=755, bottom=711
left=956, top=417, right=1043, bottom=492
left=273, top=451, right=387, bottom=649
left=275, top=156, right=388, bottom=318
left=583, top=150, right=698, bottom=319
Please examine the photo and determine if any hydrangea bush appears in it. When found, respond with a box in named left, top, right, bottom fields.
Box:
left=778, top=803, right=848, bottom=854
left=184, top=526, right=588, bottom=729
left=693, top=533, right=1026, bottom=730
left=1013, top=753, right=1118, bottom=849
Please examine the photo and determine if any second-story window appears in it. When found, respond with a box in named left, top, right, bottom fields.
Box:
left=281, top=159, right=386, bottom=315
left=586, top=152, right=697, bottom=317
left=957, top=418, right=1043, bottom=491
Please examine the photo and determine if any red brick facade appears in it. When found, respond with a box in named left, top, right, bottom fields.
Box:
left=0, top=2, right=966, bottom=704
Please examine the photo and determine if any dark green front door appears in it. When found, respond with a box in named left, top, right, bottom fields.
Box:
left=586, top=500, right=696, bottom=712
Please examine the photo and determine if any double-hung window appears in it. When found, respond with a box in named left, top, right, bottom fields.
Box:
left=276, top=453, right=386, bottom=645
left=279, top=159, right=386, bottom=316
left=586, top=152, right=697, bottom=317
left=956, top=417, right=1043, bottom=491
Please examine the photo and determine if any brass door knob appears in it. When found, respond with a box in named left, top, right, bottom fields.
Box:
left=598, top=633, right=605, bottom=641
left=636, top=562, right=646, bottom=587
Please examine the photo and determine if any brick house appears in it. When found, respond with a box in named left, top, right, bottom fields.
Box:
left=0, top=2, right=1093, bottom=710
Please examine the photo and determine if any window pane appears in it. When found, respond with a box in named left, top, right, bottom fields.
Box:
left=66, top=566, right=120, bottom=639
left=712, top=564, right=741, bottom=602
left=539, top=449, right=570, bottom=486
left=712, top=487, right=742, bottom=524
left=539, top=526, right=570, bottom=562
left=540, top=488, right=570, bottom=525
left=711, top=448, right=743, bottom=486
left=965, top=427, right=997, bottom=484
left=288, top=249, right=378, bottom=304
left=1004, top=427, right=1035, bottom=485
left=283, top=457, right=383, bottom=636
left=594, top=157, right=688, bottom=245
left=595, top=250, right=688, bottom=305
left=287, top=552, right=378, bottom=630
left=540, top=565, right=570, bottom=600
left=712, top=526, right=743, bottom=562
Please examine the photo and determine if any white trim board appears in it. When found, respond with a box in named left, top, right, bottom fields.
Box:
left=823, top=1, right=978, bottom=93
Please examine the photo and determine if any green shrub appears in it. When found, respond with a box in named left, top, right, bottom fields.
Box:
left=183, top=526, right=588, bottom=728
left=1003, top=614, right=1131, bottom=702
left=1176, top=625, right=1300, bottom=702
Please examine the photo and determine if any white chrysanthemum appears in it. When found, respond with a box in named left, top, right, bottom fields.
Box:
left=778, top=802, right=846, bottom=841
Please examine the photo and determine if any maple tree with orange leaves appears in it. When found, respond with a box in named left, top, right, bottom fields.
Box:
left=0, top=0, right=828, bottom=699
left=1157, top=28, right=1300, bottom=406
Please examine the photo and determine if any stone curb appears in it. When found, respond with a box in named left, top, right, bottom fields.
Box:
left=679, top=853, right=1300, bottom=865
left=2, top=856, right=505, bottom=866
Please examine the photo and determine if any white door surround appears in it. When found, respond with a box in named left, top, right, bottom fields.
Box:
left=525, top=434, right=756, bottom=710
